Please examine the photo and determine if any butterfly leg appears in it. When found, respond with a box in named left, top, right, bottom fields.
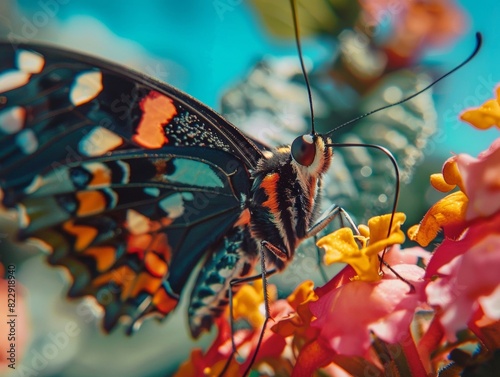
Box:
left=307, top=204, right=360, bottom=283
left=306, top=203, right=358, bottom=239
left=313, top=233, right=329, bottom=283
left=221, top=240, right=278, bottom=377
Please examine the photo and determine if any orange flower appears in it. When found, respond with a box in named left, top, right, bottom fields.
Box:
left=271, top=280, right=318, bottom=349
left=408, top=157, right=468, bottom=246
left=410, top=137, right=500, bottom=246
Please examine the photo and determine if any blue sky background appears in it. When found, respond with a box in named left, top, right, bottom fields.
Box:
left=8, top=0, right=500, bottom=158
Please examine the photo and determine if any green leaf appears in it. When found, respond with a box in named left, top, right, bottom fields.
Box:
left=250, top=0, right=360, bottom=38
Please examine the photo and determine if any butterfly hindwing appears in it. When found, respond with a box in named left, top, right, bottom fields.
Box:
left=0, top=42, right=261, bottom=331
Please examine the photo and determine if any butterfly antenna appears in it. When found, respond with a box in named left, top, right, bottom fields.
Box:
left=326, top=32, right=482, bottom=137
left=290, top=0, right=316, bottom=134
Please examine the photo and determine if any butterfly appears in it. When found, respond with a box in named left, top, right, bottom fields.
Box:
left=0, top=40, right=339, bottom=340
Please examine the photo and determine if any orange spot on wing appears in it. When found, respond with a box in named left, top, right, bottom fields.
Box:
left=126, top=234, right=151, bottom=260
left=83, top=246, right=117, bottom=272
left=92, top=265, right=135, bottom=292
left=125, top=272, right=162, bottom=298
left=88, top=165, right=111, bottom=187
left=132, top=91, right=176, bottom=149
left=62, top=220, right=98, bottom=251
left=261, top=173, right=280, bottom=213
left=149, top=233, right=171, bottom=262
left=152, top=287, right=179, bottom=314
left=144, top=252, right=168, bottom=278
left=75, top=190, right=107, bottom=216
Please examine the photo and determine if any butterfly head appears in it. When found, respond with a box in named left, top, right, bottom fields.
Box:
left=291, top=133, right=332, bottom=175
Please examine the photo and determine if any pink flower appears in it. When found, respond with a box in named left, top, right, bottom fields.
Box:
left=309, top=261, right=425, bottom=357
left=306, top=214, right=428, bottom=370
left=455, top=137, right=500, bottom=220
left=425, top=212, right=500, bottom=340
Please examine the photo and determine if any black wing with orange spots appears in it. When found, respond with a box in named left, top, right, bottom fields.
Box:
left=0, top=42, right=261, bottom=332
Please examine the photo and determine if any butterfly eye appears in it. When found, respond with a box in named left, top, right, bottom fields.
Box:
left=291, top=134, right=316, bottom=166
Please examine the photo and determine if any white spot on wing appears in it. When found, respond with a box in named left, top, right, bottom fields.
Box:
left=70, top=70, right=103, bottom=106
left=17, top=50, right=45, bottom=73
left=79, top=126, right=122, bottom=156
left=0, top=50, right=45, bottom=93
left=16, top=129, right=38, bottom=154
left=0, top=106, right=25, bottom=133
left=126, top=209, right=150, bottom=235
left=168, top=159, right=224, bottom=188
left=0, top=70, right=30, bottom=93
left=159, top=193, right=192, bottom=219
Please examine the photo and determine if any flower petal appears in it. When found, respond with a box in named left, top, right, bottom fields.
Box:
left=292, top=340, right=335, bottom=377
left=320, top=226, right=379, bottom=282
left=364, top=213, right=406, bottom=255
left=271, top=281, right=318, bottom=339
left=310, top=264, right=424, bottom=356
left=408, top=191, right=468, bottom=247
left=426, top=233, right=500, bottom=340
left=456, top=137, right=500, bottom=220
left=442, top=157, right=465, bottom=192
left=478, top=285, right=500, bottom=320
left=318, top=214, right=406, bottom=282
left=232, top=279, right=276, bottom=329
left=460, top=86, right=500, bottom=129
left=318, top=227, right=362, bottom=266
left=430, top=173, right=456, bottom=192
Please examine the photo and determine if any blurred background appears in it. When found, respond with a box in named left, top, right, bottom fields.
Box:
left=1, top=0, right=499, bottom=376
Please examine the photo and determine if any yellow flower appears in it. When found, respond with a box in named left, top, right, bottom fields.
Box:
left=408, top=158, right=468, bottom=247
left=231, top=279, right=276, bottom=330
left=460, top=86, right=500, bottom=130
left=317, top=213, right=406, bottom=282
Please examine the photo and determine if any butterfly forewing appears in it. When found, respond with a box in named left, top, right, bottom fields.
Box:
left=0, top=42, right=263, bottom=332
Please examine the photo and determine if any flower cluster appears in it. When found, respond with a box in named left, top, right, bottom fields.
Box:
left=175, top=87, right=500, bottom=375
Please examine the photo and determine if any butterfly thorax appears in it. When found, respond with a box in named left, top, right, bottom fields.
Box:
left=249, top=135, right=332, bottom=270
